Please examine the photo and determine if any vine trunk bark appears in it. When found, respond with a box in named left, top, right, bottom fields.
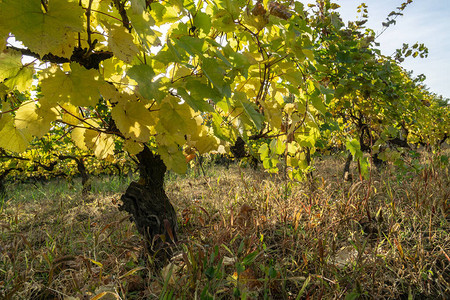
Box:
left=119, top=145, right=177, bottom=266
left=343, top=153, right=353, bottom=181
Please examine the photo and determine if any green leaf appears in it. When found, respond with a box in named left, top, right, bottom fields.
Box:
left=128, top=64, right=155, bottom=83
left=242, top=251, right=258, bottom=266
left=127, top=64, right=161, bottom=100
left=310, top=93, right=327, bottom=115
left=201, top=57, right=229, bottom=95
left=174, top=36, right=206, bottom=56
left=194, top=12, right=211, bottom=35
left=234, top=91, right=264, bottom=130
left=186, top=78, right=223, bottom=103
left=268, top=266, right=277, bottom=279
left=346, top=139, right=362, bottom=159
left=129, top=0, right=146, bottom=15
left=211, top=113, right=232, bottom=142
left=177, top=87, right=213, bottom=112
left=344, top=291, right=360, bottom=300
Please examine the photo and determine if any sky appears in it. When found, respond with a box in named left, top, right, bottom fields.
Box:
left=304, top=0, right=450, bottom=98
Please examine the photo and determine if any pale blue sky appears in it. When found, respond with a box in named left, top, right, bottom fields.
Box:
left=305, top=0, right=450, bottom=98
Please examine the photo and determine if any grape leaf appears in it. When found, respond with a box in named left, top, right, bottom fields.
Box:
left=0, top=114, right=32, bottom=153
left=124, top=139, right=144, bottom=155
left=0, top=29, right=7, bottom=50
left=130, top=0, right=146, bottom=14
left=41, top=63, right=103, bottom=107
left=202, top=57, right=229, bottom=95
left=177, top=87, right=214, bottom=112
left=310, top=93, right=327, bottom=115
left=158, top=145, right=187, bottom=174
left=193, top=134, right=218, bottom=154
left=0, top=0, right=84, bottom=57
left=4, top=66, right=34, bottom=92
left=60, top=103, right=82, bottom=125
left=111, top=99, right=156, bottom=142
left=150, top=2, right=179, bottom=26
left=71, top=119, right=100, bottom=151
left=71, top=127, right=89, bottom=151
left=185, top=78, right=223, bottom=103
left=157, top=95, right=198, bottom=135
left=346, top=139, right=362, bottom=159
left=0, top=50, right=22, bottom=82
left=92, top=133, right=115, bottom=159
left=188, top=126, right=219, bottom=154
left=234, top=91, right=264, bottom=130
left=127, top=7, right=160, bottom=50
left=107, top=24, right=139, bottom=64
left=194, top=12, right=211, bottom=35
left=257, top=143, right=269, bottom=160
left=127, top=64, right=162, bottom=100
left=15, top=101, right=58, bottom=138
left=0, top=50, right=34, bottom=92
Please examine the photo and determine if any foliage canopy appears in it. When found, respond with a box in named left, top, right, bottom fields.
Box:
left=0, top=0, right=448, bottom=178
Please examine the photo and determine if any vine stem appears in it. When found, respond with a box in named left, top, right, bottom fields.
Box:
left=86, top=0, right=94, bottom=48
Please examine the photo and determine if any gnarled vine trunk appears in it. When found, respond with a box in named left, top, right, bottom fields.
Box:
left=119, top=146, right=177, bottom=266
left=59, top=155, right=91, bottom=195
left=343, top=153, right=353, bottom=181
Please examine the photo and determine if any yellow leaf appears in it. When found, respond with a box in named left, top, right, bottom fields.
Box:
left=99, top=81, right=121, bottom=103
left=119, top=266, right=146, bottom=279
left=71, top=119, right=100, bottom=150
left=157, top=95, right=198, bottom=135
left=0, top=50, right=22, bottom=82
left=108, top=24, right=139, bottom=63
left=111, top=98, right=156, bottom=142
left=100, top=57, right=126, bottom=82
left=72, top=127, right=88, bottom=151
left=156, top=131, right=185, bottom=147
left=0, top=30, right=7, bottom=51
left=189, top=127, right=219, bottom=154
left=15, top=101, right=57, bottom=138
left=0, top=50, right=33, bottom=92
left=0, top=114, right=32, bottom=153
left=41, top=63, right=103, bottom=106
left=60, top=103, right=82, bottom=125
left=195, top=135, right=218, bottom=154
left=90, top=292, right=107, bottom=300
left=158, top=145, right=187, bottom=174
left=124, top=139, right=144, bottom=155
left=62, top=63, right=71, bottom=72
left=93, top=133, right=115, bottom=159
left=88, top=258, right=103, bottom=268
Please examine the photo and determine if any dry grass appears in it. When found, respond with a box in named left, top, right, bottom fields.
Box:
left=1, top=152, right=449, bottom=299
